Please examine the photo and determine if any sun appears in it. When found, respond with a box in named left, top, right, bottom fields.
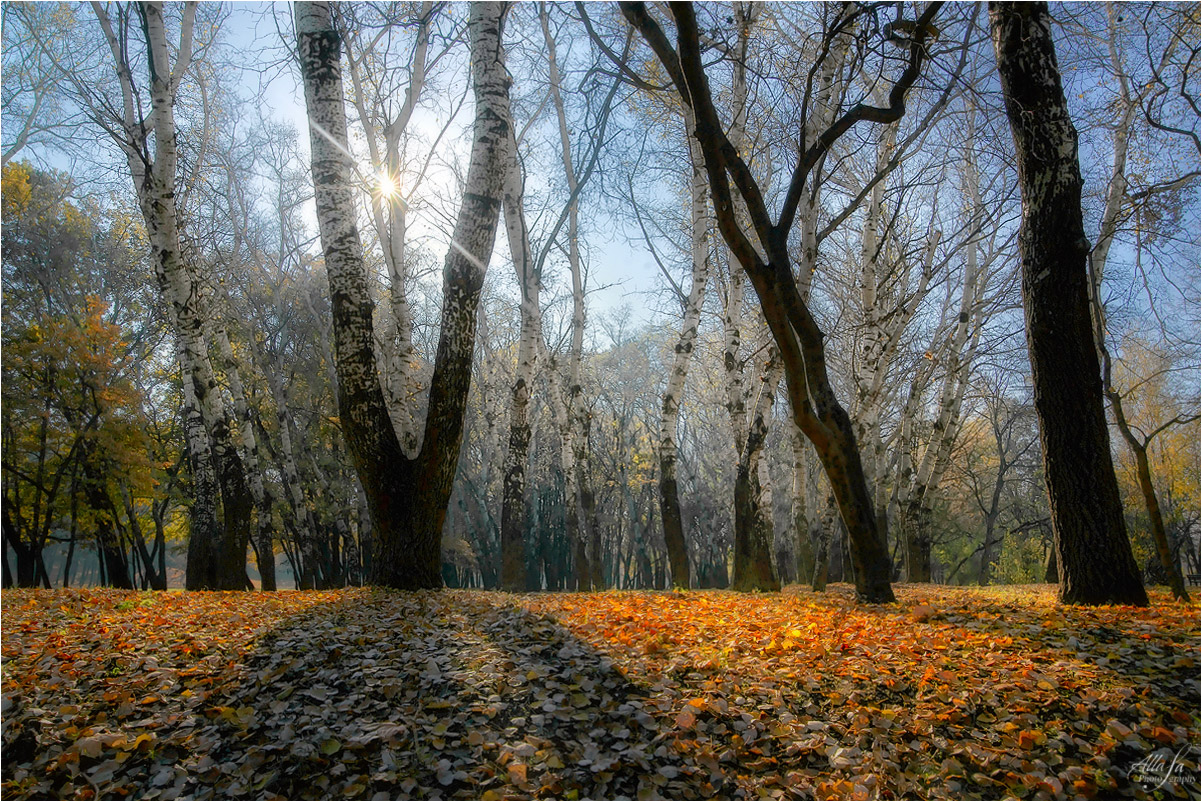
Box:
left=376, top=171, right=399, bottom=200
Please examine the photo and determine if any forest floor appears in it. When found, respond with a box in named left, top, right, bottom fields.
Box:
left=1, top=584, right=1198, bottom=801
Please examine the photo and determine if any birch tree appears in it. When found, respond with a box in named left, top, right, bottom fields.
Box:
left=731, top=352, right=783, bottom=591
left=498, top=109, right=542, bottom=592
left=656, top=136, right=712, bottom=590
left=54, top=2, right=257, bottom=590
left=297, top=1, right=512, bottom=589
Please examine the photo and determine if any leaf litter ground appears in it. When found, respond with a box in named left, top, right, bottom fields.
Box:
left=2, top=584, right=1198, bottom=800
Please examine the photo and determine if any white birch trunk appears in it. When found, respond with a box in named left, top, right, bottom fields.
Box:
left=542, top=6, right=599, bottom=589
left=499, top=120, right=542, bottom=591
left=91, top=1, right=253, bottom=590
left=657, top=130, right=713, bottom=589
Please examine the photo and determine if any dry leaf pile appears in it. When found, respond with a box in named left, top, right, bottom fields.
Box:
left=2, top=584, right=1198, bottom=800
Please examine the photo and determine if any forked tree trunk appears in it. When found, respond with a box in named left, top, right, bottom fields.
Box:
left=297, top=1, right=511, bottom=589
left=990, top=0, right=1146, bottom=606
left=622, top=1, right=945, bottom=602
left=93, top=2, right=251, bottom=590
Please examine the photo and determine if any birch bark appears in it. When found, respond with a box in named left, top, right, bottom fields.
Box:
left=297, top=1, right=511, bottom=589
left=88, top=1, right=252, bottom=589
left=657, top=132, right=712, bottom=590
left=732, top=353, right=782, bottom=591
left=498, top=122, right=541, bottom=592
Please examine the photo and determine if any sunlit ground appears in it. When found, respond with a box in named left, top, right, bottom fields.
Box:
left=2, top=584, right=1198, bottom=800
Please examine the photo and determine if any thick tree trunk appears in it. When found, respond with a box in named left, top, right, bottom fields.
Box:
left=297, top=1, right=510, bottom=590
left=990, top=1, right=1146, bottom=606
left=732, top=358, right=782, bottom=592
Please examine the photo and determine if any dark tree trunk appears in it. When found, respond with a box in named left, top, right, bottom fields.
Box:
left=659, top=470, right=691, bottom=589
left=902, top=498, right=933, bottom=583
left=572, top=510, right=590, bottom=591
left=619, top=1, right=944, bottom=603
left=4, top=508, right=38, bottom=588
left=990, top=1, right=1147, bottom=606
left=214, top=448, right=253, bottom=590
left=812, top=527, right=829, bottom=593
left=498, top=380, right=532, bottom=591
left=180, top=376, right=221, bottom=591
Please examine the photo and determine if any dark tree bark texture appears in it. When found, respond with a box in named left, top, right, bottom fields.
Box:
left=989, top=1, right=1147, bottom=606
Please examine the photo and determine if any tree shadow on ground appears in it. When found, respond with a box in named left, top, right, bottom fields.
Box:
left=179, top=589, right=739, bottom=800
